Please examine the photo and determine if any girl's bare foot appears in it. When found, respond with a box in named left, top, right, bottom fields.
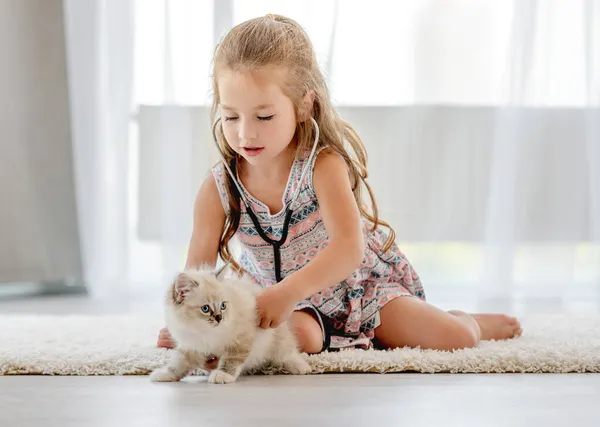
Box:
left=470, top=314, right=522, bottom=341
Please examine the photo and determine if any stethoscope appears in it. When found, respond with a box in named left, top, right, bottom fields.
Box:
left=212, top=117, right=320, bottom=283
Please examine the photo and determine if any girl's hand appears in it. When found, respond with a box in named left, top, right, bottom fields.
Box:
left=157, top=327, right=176, bottom=349
left=255, top=285, right=298, bottom=329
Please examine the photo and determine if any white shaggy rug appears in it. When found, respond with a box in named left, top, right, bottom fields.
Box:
left=1, top=313, right=599, bottom=375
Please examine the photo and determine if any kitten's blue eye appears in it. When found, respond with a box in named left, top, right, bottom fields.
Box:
left=200, top=305, right=210, bottom=313
left=220, top=302, right=228, bottom=311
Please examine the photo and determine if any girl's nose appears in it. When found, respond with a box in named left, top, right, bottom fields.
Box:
left=238, top=118, right=258, bottom=142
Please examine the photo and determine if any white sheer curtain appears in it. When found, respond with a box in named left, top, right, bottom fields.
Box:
left=65, top=0, right=600, bottom=301
left=64, top=0, right=133, bottom=296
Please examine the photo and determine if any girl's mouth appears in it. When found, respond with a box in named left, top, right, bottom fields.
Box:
left=242, top=147, right=264, bottom=157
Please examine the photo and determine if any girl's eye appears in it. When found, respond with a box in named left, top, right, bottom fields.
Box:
left=224, top=116, right=238, bottom=121
left=258, top=115, right=274, bottom=121
left=220, top=302, right=228, bottom=310
left=200, top=305, right=210, bottom=313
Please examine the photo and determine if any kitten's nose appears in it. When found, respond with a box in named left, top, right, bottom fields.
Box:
left=214, top=314, right=222, bottom=323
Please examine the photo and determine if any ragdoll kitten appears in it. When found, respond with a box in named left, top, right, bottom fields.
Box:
left=150, top=266, right=311, bottom=384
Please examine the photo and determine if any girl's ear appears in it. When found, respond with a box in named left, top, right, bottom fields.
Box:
left=298, top=90, right=315, bottom=122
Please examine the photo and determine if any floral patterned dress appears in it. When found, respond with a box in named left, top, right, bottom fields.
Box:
left=212, top=149, right=425, bottom=350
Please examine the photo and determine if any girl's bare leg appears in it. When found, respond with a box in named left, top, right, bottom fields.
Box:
left=374, top=297, right=522, bottom=351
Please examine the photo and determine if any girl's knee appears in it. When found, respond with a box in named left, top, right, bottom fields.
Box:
left=447, top=310, right=480, bottom=349
left=447, top=326, right=479, bottom=350
left=295, top=326, right=323, bottom=354
left=428, top=316, right=479, bottom=350
left=289, top=311, right=323, bottom=354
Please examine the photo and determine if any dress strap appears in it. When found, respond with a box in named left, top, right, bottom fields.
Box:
left=211, top=162, right=232, bottom=216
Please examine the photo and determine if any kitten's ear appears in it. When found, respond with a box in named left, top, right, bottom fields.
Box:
left=172, top=273, right=196, bottom=304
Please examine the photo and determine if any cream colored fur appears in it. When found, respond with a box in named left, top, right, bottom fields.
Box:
left=149, top=267, right=310, bottom=384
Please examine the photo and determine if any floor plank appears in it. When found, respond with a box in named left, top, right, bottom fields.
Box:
left=1, top=374, right=600, bottom=427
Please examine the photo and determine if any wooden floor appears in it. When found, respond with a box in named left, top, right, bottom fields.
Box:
left=1, top=290, right=600, bottom=427
left=1, top=374, right=600, bottom=427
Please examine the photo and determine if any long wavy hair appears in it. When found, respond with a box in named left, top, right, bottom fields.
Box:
left=211, top=14, right=395, bottom=272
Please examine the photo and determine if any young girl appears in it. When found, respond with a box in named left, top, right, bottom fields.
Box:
left=157, top=14, right=522, bottom=356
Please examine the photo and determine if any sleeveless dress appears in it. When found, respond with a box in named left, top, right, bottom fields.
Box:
left=212, top=149, right=426, bottom=350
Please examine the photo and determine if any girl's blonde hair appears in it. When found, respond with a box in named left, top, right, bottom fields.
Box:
left=211, top=14, right=395, bottom=271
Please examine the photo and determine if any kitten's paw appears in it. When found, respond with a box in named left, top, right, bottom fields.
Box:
left=282, top=356, right=312, bottom=375
left=149, top=368, right=180, bottom=382
left=208, top=369, right=237, bottom=384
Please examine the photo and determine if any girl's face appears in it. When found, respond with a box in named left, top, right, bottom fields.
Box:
left=218, top=68, right=297, bottom=167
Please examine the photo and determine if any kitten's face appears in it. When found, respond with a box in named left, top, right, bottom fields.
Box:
left=169, top=269, right=231, bottom=328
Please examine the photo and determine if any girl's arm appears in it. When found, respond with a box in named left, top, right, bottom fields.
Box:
left=280, top=149, right=365, bottom=302
left=158, top=173, right=225, bottom=347
left=184, top=173, right=226, bottom=269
